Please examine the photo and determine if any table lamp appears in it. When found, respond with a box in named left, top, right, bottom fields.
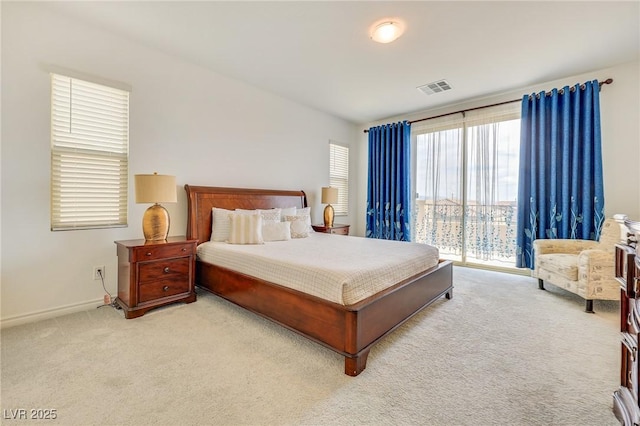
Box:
left=321, top=186, right=338, bottom=228
left=135, top=173, right=177, bottom=241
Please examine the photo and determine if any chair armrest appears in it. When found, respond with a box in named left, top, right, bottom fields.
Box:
left=577, top=249, right=615, bottom=283
left=533, top=239, right=598, bottom=255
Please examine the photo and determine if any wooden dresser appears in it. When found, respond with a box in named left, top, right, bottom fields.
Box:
left=115, top=236, right=197, bottom=319
left=614, top=217, right=640, bottom=425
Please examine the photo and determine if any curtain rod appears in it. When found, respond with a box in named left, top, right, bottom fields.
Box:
left=363, top=78, right=613, bottom=133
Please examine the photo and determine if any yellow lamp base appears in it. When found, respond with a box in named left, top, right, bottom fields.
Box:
left=323, top=204, right=334, bottom=228
left=142, top=203, right=170, bottom=241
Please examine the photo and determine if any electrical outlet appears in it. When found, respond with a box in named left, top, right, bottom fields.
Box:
left=93, top=266, right=105, bottom=280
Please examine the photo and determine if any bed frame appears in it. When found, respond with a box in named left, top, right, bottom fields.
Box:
left=184, top=185, right=453, bottom=376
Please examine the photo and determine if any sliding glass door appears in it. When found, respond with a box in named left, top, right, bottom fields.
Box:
left=413, top=103, right=521, bottom=269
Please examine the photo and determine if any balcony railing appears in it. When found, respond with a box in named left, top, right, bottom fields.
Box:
left=414, top=200, right=518, bottom=266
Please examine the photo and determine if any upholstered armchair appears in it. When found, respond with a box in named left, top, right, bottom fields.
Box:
left=532, top=217, right=622, bottom=313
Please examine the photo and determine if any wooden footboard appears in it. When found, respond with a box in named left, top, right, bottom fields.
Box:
left=343, top=259, right=453, bottom=375
left=184, top=184, right=454, bottom=376
left=196, top=258, right=453, bottom=376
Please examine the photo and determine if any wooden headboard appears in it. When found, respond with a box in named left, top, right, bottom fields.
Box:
left=184, top=185, right=308, bottom=244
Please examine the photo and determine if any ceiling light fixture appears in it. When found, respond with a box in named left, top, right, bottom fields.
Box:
left=370, top=20, right=405, bottom=44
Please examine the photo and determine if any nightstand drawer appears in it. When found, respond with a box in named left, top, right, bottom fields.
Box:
left=139, top=278, right=190, bottom=303
left=330, top=227, right=349, bottom=235
left=138, top=257, right=190, bottom=284
left=312, top=224, right=350, bottom=235
left=131, top=244, right=194, bottom=262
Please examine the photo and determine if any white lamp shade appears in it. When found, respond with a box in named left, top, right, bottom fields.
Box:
left=135, top=173, right=177, bottom=204
left=321, top=187, right=338, bottom=204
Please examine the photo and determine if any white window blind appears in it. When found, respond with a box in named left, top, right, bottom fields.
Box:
left=51, top=74, right=129, bottom=231
left=329, top=142, right=349, bottom=216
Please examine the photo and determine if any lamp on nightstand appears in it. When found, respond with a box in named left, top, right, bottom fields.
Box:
left=135, top=173, right=177, bottom=241
left=321, top=186, right=338, bottom=228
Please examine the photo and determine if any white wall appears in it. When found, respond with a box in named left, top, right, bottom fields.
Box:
left=1, top=3, right=359, bottom=326
left=356, top=60, right=640, bottom=237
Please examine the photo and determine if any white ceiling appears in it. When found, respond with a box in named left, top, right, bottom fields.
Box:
left=46, top=1, right=639, bottom=124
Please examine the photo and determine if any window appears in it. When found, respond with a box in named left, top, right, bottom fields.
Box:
left=413, top=102, right=521, bottom=269
left=329, top=142, right=349, bottom=216
left=51, top=74, right=130, bottom=230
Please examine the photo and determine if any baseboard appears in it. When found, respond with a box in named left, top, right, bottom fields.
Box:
left=0, top=298, right=103, bottom=329
left=452, top=262, right=533, bottom=277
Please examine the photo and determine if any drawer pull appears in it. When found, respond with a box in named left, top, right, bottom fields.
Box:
left=182, top=248, right=187, bottom=252
left=163, top=267, right=170, bottom=273
left=163, top=285, right=170, bottom=292
left=146, top=252, right=152, bottom=256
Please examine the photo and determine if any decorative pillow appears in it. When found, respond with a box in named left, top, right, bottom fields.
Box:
left=285, top=215, right=311, bottom=238
left=280, top=207, right=297, bottom=220
left=295, top=207, right=312, bottom=231
left=262, top=221, right=291, bottom=242
left=228, top=213, right=264, bottom=244
left=258, top=208, right=281, bottom=222
left=235, top=208, right=281, bottom=223
left=211, top=207, right=234, bottom=242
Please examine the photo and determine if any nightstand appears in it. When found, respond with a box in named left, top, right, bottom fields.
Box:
left=114, top=236, right=197, bottom=319
left=312, top=223, right=350, bottom=235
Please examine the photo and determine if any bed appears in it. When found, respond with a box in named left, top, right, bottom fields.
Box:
left=185, top=185, right=453, bottom=376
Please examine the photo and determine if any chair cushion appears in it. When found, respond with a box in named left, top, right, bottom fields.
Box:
left=537, top=253, right=578, bottom=281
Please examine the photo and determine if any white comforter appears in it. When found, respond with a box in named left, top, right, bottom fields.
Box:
left=196, top=232, right=440, bottom=306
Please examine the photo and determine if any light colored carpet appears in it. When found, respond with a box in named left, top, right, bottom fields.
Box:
left=1, top=266, right=619, bottom=425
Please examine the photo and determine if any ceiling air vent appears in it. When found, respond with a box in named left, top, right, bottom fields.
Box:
left=417, top=79, right=453, bottom=95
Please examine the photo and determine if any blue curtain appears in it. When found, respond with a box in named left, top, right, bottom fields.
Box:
left=516, top=80, right=605, bottom=269
left=366, top=121, right=411, bottom=241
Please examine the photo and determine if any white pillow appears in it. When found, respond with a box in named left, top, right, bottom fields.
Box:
left=258, top=208, right=281, bottom=222
left=262, top=221, right=291, bottom=242
left=285, top=215, right=310, bottom=238
left=280, top=207, right=297, bottom=220
left=211, top=207, right=233, bottom=242
left=295, top=207, right=312, bottom=231
left=236, top=208, right=282, bottom=222
left=228, top=213, right=264, bottom=244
